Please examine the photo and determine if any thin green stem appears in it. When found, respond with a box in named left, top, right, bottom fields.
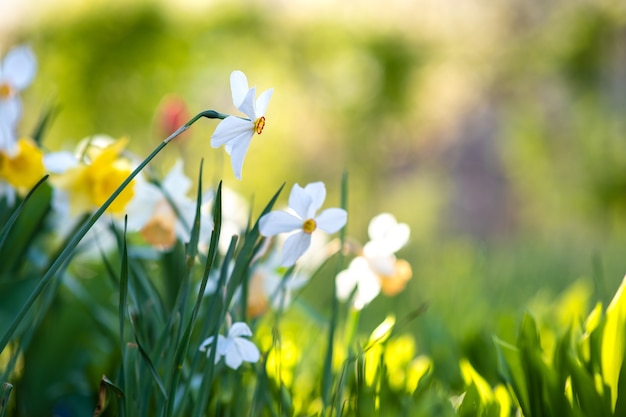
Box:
left=0, top=110, right=227, bottom=352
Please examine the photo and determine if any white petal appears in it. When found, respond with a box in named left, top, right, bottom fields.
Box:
left=224, top=347, right=244, bottom=369
left=216, top=335, right=232, bottom=356
left=0, top=98, right=20, bottom=154
left=281, top=232, right=311, bottom=267
left=199, top=336, right=214, bottom=352
left=315, top=208, right=347, bottom=233
left=0, top=124, right=15, bottom=155
left=211, top=116, right=253, bottom=148
left=288, top=183, right=312, bottom=220
left=162, top=159, right=191, bottom=198
left=229, top=322, right=252, bottom=338
left=43, top=151, right=78, bottom=174
left=352, top=257, right=381, bottom=308
left=227, top=132, right=253, bottom=180
left=234, top=338, right=260, bottom=363
left=367, top=254, right=396, bottom=277
left=367, top=213, right=410, bottom=253
left=255, top=88, right=274, bottom=117
left=0, top=97, right=20, bottom=124
left=1, top=45, right=37, bottom=90
left=230, top=70, right=249, bottom=108
left=336, top=268, right=359, bottom=301
left=259, top=211, right=302, bottom=236
left=303, top=182, right=326, bottom=217
left=237, top=87, right=257, bottom=120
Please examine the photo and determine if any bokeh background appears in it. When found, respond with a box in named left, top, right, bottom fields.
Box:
left=3, top=0, right=626, bottom=389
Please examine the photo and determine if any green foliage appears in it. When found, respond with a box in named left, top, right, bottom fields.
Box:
left=484, top=278, right=626, bottom=417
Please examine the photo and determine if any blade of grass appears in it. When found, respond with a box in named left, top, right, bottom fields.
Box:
left=322, top=172, right=348, bottom=413
left=118, top=216, right=129, bottom=417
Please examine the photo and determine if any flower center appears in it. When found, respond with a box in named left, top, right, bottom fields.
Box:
left=302, top=218, right=317, bottom=234
left=254, top=116, right=266, bottom=134
left=0, top=82, right=14, bottom=99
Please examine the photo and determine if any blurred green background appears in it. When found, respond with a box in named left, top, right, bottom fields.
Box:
left=4, top=0, right=626, bottom=388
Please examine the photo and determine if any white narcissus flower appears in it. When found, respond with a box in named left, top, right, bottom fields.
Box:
left=336, top=213, right=412, bottom=310
left=259, top=182, right=347, bottom=267
left=199, top=322, right=260, bottom=370
left=125, top=160, right=214, bottom=250
left=211, top=70, right=273, bottom=180
left=0, top=45, right=37, bottom=155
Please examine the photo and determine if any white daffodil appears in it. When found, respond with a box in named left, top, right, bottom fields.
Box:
left=211, top=70, right=273, bottom=180
left=125, top=160, right=214, bottom=250
left=199, top=322, right=260, bottom=370
left=0, top=45, right=37, bottom=155
left=259, top=182, right=347, bottom=267
left=336, top=213, right=412, bottom=309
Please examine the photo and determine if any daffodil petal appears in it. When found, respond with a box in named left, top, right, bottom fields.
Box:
left=162, top=159, right=192, bottom=198
left=211, top=116, right=253, bottom=148
left=0, top=98, right=20, bottom=154
left=224, top=348, right=244, bottom=369
left=228, top=132, right=253, bottom=180
left=237, top=87, right=257, bottom=120
left=229, top=322, right=253, bottom=338
left=315, top=208, right=347, bottom=233
left=256, top=88, right=274, bottom=117
left=230, top=70, right=249, bottom=108
left=199, top=336, right=215, bottom=352
left=281, top=231, right=311, bottom=267
left=288, top=183, right=312, bottom=220
left=43, top=151, right=78, bottom=174
left=367, top=213, right=410, bottom=253
left=259, top=211, right=302, bottom=236
left=2, top=45, right=36, bottom=90
left=336, top=267, right=359, bottom=301
left=234, top=338, right=260, bottom=363
left=304, top=182, right=326, bottom=217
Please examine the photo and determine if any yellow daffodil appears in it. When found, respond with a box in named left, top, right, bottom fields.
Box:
left=51, top=138, right=134, bottom=216
left=0, top=137, right=45, bottom=192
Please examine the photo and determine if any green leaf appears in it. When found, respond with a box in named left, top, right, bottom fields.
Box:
left=0, top=177, right=51, bottom=274
left=601, top=276, right=626, bottom=412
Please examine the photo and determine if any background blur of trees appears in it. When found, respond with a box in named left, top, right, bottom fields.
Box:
left=3, top=0, right=626, bottom=380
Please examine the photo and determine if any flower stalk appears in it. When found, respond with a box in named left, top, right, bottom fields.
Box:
left=0, top=109, right=226, bottom=352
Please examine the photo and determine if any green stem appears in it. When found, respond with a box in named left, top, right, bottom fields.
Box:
left=0, top=110, right=227, bottom=352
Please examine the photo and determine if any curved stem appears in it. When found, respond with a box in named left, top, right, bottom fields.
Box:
left=0, top=109, right=226, bottom=352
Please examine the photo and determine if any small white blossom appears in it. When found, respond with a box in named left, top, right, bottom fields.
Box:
left=336, top=213, right=411, bottom=310
left=199, top=322, right=260, bottom=370
left=211, top=70, right=273, bottom=180
left=259, top=182, right=347, bottom=267
left=0, top=45, right=37, bottom=155
left=125, top=159, right=214, bottom=250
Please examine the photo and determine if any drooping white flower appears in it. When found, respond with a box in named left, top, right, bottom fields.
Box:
left=0, top=45, right=37, bottom=155
left=199, top=322, right=260, bottom=370
left=211, top=70, right=273, bottom=180
left=336, top=213, right=412, bottom=310
left=259, top=182, right=347, bottom=267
